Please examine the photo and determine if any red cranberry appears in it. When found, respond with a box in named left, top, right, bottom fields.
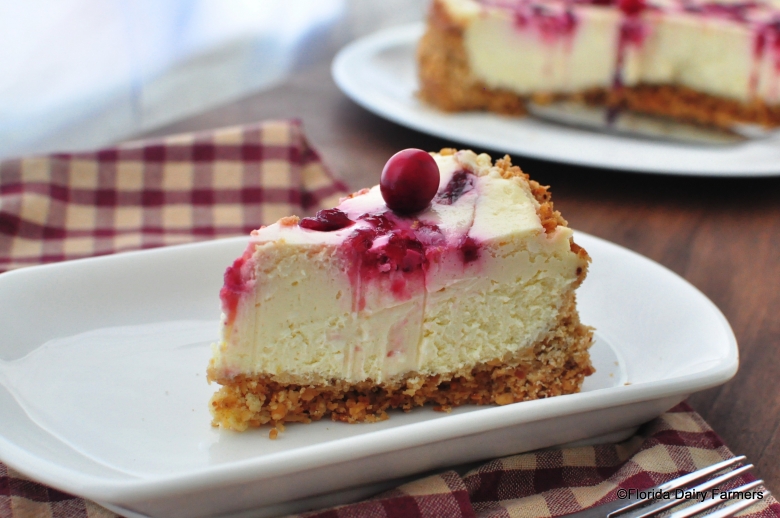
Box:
left=618, top=0, right=645, bottom=16
left=299, top=209, right=353, bottom=232
left=380, top=149, right=440, bottom=214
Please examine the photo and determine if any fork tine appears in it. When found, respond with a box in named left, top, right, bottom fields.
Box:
left=703, top=491, right=767, bottom=518
left=656, top=456, right=746, bottom=492
left=687, top=464, right=754, bottom=494
left=627, top=465, right=755, bottom=518
left=668, top=480, right=764, bottom=518
left=608, top=456, right=747, bottom=517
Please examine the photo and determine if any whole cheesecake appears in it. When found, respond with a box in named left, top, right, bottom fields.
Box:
left=208, top=149, right=593, bottom=435
left=419, top=0, right=780, bottom=129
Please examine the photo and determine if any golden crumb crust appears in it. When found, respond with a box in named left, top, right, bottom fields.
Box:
left=580, top=86, right=780, bottom=130
left=209, top=292, right=594, bottom=435
left=417, top=0, right=527, bottom=115
left=418, top=0, right=780, bottom=129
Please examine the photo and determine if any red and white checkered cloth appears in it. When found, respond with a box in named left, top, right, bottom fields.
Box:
left=0, top=119, right=347, bottom=272
left=293, top=403, right=778, bottom=518
left=0, top=122, right=777, bottom=518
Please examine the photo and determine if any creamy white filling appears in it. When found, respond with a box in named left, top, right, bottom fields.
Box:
left=454, top=0, right=780, bottom=104
left=465, top=7, right=620, bottom=95
left=211, top=151, right=583, bottom=384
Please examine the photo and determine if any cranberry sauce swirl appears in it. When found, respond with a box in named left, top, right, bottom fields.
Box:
left=220, top=246, right=257, bottom=325
left=299, top=168, right=483, bottom=309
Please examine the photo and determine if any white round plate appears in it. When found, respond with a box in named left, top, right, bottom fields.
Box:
left=332, top=23, right=780, bottom=177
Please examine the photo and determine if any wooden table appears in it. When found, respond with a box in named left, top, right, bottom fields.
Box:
left=147, top=52, right=780, bottom=492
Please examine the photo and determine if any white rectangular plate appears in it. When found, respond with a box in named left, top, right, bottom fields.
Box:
left=0, top=232, right=737, bottom=518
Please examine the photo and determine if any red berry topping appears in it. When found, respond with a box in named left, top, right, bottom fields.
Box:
left=618, top=0, right=645, bottom=16
left=380, top=149, right=440, bottom=214
left=219, top=247, right=254, bottom=324
left=299, top=209, right=353, bottom=232
left=460, top=236, right=480, bottom=263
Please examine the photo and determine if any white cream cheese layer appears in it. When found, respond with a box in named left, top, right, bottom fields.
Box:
left=448, top=0, right=780, bottom=104
left=211, top=151, right=584, bottom=385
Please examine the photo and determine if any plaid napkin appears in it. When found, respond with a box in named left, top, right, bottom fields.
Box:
left=291, top=403, right=779, bottom=518
left=0, top=119, right=347, bottom=272
left=0, top=123, right=777, bottom=518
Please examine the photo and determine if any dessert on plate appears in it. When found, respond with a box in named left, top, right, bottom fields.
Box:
left=418, top=0, right=780, bottom=129
left=207, top=148, right=593, bottom=436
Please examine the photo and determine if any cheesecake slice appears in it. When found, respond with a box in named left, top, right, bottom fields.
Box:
left=419, top=0, right=780, bottom=129
left=208, top=149, right=593, bottom=435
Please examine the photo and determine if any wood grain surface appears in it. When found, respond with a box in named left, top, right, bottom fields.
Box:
left=147, top=57, right=780, bottom=491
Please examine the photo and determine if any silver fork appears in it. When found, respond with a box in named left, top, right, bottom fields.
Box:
left=564, top=455, right=767, bottom=517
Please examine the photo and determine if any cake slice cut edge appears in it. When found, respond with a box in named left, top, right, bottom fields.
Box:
left=207, top=149, right=594, bottom=435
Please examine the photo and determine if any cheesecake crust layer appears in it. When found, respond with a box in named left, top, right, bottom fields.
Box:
left=208, top=291, right=594, bottom=434
left=417, top=3, right=528, bottom=116
left=418, top=1, right=780, bottom=130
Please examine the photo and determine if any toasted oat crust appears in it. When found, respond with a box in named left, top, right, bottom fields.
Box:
left=417, top=1, right=527, bottom=115
left=418, top=0, right=780, bottom=129
left=582, top=86, right=780, bottom=130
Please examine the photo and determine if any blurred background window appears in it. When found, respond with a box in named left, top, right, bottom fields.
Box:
left=0, top=0, right=424, bottom=160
